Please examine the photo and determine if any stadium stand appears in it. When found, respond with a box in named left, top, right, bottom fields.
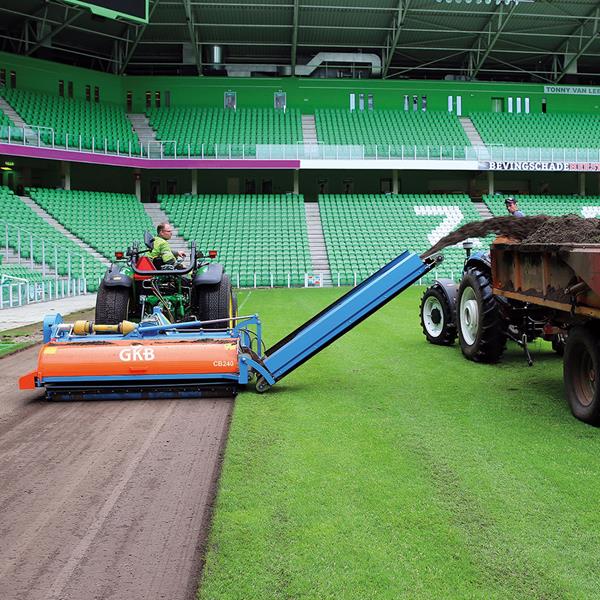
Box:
left=27, top=188, right=154, bottom=261
left=146, top=107, right=303, bottom=156
left=484, top=194, right=600, bottom=218
left=471, top=113, right=600, bottom=157
left=159, top=194, right=312, bottom=285
left=0, top=88, right=140, bottom=152
left=314, top=110, right=471, bottom=158
left=319, top=194, right=485, bottom=284
left=0, top=186, right=105, bottom=289
left=0, top=108, right=18, bottom=140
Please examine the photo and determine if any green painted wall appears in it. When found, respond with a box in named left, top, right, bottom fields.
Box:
left=4, top=52, right=600, bottom=116
left=0, top=52, right=123, bottom=104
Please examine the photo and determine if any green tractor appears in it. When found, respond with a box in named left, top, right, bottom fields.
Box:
left=95, top=232, right=236, bottom=327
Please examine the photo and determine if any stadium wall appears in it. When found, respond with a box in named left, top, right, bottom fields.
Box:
left=3, top=53, right=600, bottom=115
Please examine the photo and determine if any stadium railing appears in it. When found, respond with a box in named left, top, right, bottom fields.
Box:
left=0, top=274, right=87, bottom=309
left=5, top=123, right=600, bottom=162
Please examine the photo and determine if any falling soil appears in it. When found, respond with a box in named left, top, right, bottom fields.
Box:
left=421, top=215, right=600, bottom=259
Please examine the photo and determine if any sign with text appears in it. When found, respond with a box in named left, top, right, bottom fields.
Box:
left=543, top=85, right=600, bottom=96
left=480, top=161, right=600, bottom=172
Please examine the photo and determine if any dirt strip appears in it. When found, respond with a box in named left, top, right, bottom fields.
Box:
left=0, top=345, right=233, bottom=600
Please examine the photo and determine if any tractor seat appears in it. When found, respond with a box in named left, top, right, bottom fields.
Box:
left=144, top=231, right=154, bottom=250
left=134, top=255, right=156, bottom=280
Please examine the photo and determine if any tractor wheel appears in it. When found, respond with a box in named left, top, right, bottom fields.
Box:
left=563, top=326, right=600, bottom=425
left=94, top=283, right=130, bottom=325
left=420, top=286, right=456, bottom=346
left=197, top=274, right=236, bottom=329
left=457, top=268, right=506, bottom=363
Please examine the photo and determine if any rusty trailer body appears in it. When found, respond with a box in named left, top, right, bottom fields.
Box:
left=492, top=239, right=600, bottom=321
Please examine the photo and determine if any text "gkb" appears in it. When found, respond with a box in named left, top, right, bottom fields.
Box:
left=119, top=347, right=156, bottom=361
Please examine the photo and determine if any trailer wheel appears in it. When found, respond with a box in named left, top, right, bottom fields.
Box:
left=94, top=283, right=130, bottom=325
left=420, top=286, right=456, bottom=346
left=197, top=274, right=236, bottom=329
left=457, top=268, right=506, bottom=363
left=564, top=326, right=600, bottom=425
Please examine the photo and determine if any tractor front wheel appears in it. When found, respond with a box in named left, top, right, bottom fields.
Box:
left=564, top=325, right=600, bottom=425
left=457, top=268, right=506, bottom=363
left=420, top=286, right=456, bottom=346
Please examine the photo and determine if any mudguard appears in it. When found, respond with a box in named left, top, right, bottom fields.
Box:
left=193, top=262, right=224, bottom=286
left=465, top=251, right=491, bottom=273
left=102, top=264, right=133, bottom=288
left=429, top=278, right=459, bottom=315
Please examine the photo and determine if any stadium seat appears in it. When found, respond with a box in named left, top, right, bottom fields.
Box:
left=159, top=194, right=311, bottom=286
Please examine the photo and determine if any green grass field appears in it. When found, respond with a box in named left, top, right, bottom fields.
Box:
left=199, top=286, right=600, bottom=599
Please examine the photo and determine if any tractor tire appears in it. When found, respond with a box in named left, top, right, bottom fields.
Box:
left=420, top=286, right=456, bottom=346
left=563, top=325, right=600, bottom=425
left=457, top=268, right=507, bottom=363
left=197, top=274, right=236, bottom=329
left=94, top=283, right=130, bottom=325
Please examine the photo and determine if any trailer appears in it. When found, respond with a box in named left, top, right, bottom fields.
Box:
left=421, top=236, right=600, bottom=425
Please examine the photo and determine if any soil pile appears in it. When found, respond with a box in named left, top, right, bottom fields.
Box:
left=521, top=214, right=600, bottom=244
left=421, top=215, right=548, bottom=258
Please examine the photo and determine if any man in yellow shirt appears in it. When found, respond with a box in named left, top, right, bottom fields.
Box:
left=149, top=222, right=186, bottom=267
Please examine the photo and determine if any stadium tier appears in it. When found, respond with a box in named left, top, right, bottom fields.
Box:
left=0, top=108, right=18, bottom=141
left=471, top=112, right=600, bottom=152
left=314, top=110, right=471, bottom=158
left=0, top=88, right=140, bottom=153
left=146, top=107, right=303, bottom=156
left=485, top=194, right=600, bottom=218
left=319, top=194, right=484, bottom=283
left=0, top=187, right=105, bottom=288
left=27, top=188, right=153, bottom=261
left=159, top=194, right=311, bottom=285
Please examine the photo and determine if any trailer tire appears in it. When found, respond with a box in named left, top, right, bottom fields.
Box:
left=420, top=286, right=456, bottom=345
left=197, top=274, right=236, bottom=329
left=564, top=326, right=600, bottom=425
left=94, top=283, right=130, bottom=325
left=457, top=268, right=506, bottom=363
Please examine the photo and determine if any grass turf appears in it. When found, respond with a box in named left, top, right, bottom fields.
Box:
left=199, top=285, right=600, bottom=599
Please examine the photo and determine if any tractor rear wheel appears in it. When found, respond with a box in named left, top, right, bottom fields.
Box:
left=197, top=274, right=236, bottom=329
left=420, top=286, right=456, bottom=346
left=564, top=325, right=600, bottom=425
left=94, top=283, right=130, bottom=325
left=457, top=268, right=506, bottom=363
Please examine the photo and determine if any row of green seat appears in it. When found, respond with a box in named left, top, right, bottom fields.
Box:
left=1, top=88, right=140, bottom=153
left=319, top=194, right=486, bottom=284
left=472, top=112, right=600, bottom=149
left=0, top=187, right=105, bottom=290
left=315, top=110, right=471, bottom=158
left=27, top=188, right=154, bottom=261
left=484, top=194, right=600, bottom=217
left=159, top=194, right=312, bottom=285
left=147, top=107, right=303, bottom=157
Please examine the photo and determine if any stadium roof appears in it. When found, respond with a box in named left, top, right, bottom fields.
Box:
left=1, top=0, right=600, bottom=83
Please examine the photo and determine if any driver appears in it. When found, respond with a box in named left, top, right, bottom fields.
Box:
left=505, top=196, right=525, bottom=218
left=149, top=223, right=186, bottom=268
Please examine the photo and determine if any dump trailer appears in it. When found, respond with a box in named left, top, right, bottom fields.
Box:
left=421, top=236, right=600, bottom=425
left=20, top=250, right=439, bottom=400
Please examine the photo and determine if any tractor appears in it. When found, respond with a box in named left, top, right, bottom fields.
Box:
left=419, top=242, right=565, bottom=367
left=95, top=232, right=236, bottom=327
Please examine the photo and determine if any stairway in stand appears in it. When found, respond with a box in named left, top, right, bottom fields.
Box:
left=304, top=202, right=332, bottom=286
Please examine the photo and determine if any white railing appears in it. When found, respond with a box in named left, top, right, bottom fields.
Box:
left=2, top=221, right=90, bottom=281
left=3, top=123, right=600, bottom=163
left=0, top=276, right=87, bottom=309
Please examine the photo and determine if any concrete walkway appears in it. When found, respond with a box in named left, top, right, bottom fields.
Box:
left=0, top=294, right=97, bottom=332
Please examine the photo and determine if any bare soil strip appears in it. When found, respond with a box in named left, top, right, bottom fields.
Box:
left=0, top=345, right=232, bottom=600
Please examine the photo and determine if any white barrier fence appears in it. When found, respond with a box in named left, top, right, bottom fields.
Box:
left=0, top=276, right=87, bottom=309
